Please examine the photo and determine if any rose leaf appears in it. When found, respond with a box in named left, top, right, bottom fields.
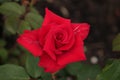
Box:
left=0, top=64, right=30, bottom=80
left=96, top=60, right=120, bottom=80
left=25, top=53, right=44, bottom=78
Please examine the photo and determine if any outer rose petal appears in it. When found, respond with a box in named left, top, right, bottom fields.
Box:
left=42, top=8, right=70, bottom=26
left=17, top=30, right=42, bottom=57
left=72, top=23, right=90, bottom=40
left=38, top=54, right=65, bottom=73
left=58, top=33, right=86, bottom=65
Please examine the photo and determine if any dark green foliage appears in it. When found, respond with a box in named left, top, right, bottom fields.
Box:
left=26, top=53, right=44, bottom=78
left=66, top=62, right=101, bottom=80
left=97, top=60, right=120, bottom=80
left=0, top=64, right=30, bottom=80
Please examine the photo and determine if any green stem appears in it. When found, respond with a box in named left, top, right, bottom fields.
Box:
left=52, top=73, right=56, bottom=80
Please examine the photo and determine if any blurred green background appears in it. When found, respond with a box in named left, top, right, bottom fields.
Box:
left=0, top=0, right=120, bottom=80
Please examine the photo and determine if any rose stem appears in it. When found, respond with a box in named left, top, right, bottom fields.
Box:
left=52, top=73, right=56, bottom=80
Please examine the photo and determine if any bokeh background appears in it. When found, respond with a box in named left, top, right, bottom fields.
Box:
left=0, top=0, right=120, bottom=80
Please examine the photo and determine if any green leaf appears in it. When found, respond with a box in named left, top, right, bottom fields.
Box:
left=18, top=20, right=31, bottom=34
left=19, top=52, right=27, bottom=66
left=0, top=2, right=25, bottom=17
left=41, top=73, right=52, bottom=80
left=66, top=62, right=83, bottom=75
left=0, top=64, right=30, bottom=80
left=66, top=62, right=101, bottom=80
left=5, top=16, right=19, bottom=34
left=25, top=12, right=43, bottom=29
left=77, top=64, right=101, bottom=80
left=96, top=60, right=120, bottom=80
left=26, top=53, right=44, bottom=78
left=0, top=39, right=6, bottom=47
left=18, top=45, right=29, bottom=53
left=113, top=33, right=120, bottom=51
left=0, top=2, right=26, bottom=34
left=0, top=48, right=8, bottom=62
left=57, top=69, right=67, bottom=77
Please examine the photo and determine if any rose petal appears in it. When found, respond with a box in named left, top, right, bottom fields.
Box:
left=58, top=36, right=75, bottom=51
left=43, top=31, right=56, bottom=60
left=42, top=8, right=70, bottom=26
left=17, top=30, right=43, bottom=57
left=72, top=23, right=90, bottom=40
left=58, top=34, right=86, bottom=65
left=38, top=54, right=65, bottom=73
left=39, top=24, right=51, bottom=46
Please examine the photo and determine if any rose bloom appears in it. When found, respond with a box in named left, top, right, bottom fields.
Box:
left=17, top=8, right=90, bottom=73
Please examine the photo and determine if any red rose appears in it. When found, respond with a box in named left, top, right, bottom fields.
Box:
left=17, top=8, right=90, bottom=73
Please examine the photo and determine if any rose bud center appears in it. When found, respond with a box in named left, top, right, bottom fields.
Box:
left=56, top=33, right=63, bottom=41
